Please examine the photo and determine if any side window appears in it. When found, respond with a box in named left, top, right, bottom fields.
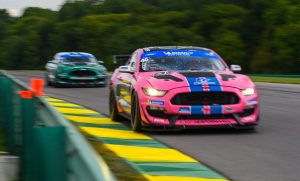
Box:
left=129, top=51, right=138, bottom=71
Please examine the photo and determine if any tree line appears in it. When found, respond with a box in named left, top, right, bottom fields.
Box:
left=0, top=0, right=299, bottom=74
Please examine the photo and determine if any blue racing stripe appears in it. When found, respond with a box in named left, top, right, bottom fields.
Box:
left=210, top=105, right=223, bottom=114
left=186, top=78, right=203, bottom=92
left=191, top=106, right=204, bottom=115
left=208, top=77, right=222, bottom=91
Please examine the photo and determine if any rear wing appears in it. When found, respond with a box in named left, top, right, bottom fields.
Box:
left=112, top=55, right=131, bottom=67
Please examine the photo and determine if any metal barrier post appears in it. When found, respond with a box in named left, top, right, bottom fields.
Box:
left=34, top=126, right=67, bottom=181
left=0, top=71, right=116, bottom=181
left=0, top=77, right=15, bottom=154
left=19, top=91, right=35, bottom=181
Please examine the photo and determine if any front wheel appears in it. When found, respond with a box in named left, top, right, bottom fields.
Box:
left=109, top=90, right=122, bottom=121
left=45, top=73, right=52, bottom=86
left=53, top=80, right=61, bottom=88
left=131, top=93, right=142, bottom=132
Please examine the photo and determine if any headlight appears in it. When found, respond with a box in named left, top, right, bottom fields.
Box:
left=88, top=63, right=97, bottom=66
left=241, top=88, right=255, bottom=96
left=62, top=62, right=73, bottom=66
left=98, top=69, right=106, bottom=74
left=143, top=88, right=167, bottom=97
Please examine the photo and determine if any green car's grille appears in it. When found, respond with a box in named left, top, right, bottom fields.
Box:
left=69, top=70, right=96, bottom=77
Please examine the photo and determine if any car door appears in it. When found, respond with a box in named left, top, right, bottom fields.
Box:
left=116, top=51, right=139, bottom=115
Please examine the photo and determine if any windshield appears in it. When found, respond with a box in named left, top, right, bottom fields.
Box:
left=61, top=56, right=96, bottom=63
left=140, top=50, right=226, bottom=72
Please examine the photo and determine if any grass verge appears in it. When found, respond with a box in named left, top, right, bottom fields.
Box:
left=89, top=140, right=146, bottom=181
left=250, top=76, right=300, bottom=84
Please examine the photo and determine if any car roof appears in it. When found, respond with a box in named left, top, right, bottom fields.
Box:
left=142, top=46, right=212, bottom=52
left=55, top=52, right=95, bottom=59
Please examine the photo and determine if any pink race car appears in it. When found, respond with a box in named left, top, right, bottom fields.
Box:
left=109, top=46, right=259, bottom=131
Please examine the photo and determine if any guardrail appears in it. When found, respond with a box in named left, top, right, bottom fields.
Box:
left=0, top=70, right=115, bottom=181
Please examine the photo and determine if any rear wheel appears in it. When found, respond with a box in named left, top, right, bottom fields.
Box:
left=131, top=93, right=142, bottom=132
left=109, top=90, right=122, bottom=121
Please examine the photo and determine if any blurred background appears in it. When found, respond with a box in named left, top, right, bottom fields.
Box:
left=0, top=0, right=299, bottom=74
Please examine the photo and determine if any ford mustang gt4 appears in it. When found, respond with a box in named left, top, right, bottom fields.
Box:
left=109, top=46, right=259, bottom=131
left=45, top=52, right=107, bottom=87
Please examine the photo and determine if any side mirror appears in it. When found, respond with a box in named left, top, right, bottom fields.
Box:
left=119, top=66, right=133, bottom=73
left=230, top=64, right=242, bottom=72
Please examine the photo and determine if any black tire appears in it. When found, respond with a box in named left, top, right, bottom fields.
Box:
left=53, top=82, right=59, bottom=88
left=97, top=84, right=106, bottom=88
left=53, top=79, right=62, bottom=88
left=45, top=73, right=52, bottom=86
left=131, top=93, right=142, bottom=132
left=109, top=90, right=122, bottom=121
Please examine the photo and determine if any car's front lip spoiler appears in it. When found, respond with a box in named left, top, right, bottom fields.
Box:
left=142, top=122, right=258, bottom=131
left=232, top=114, right=245, bottom=126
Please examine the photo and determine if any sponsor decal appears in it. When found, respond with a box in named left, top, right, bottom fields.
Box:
left=225, top=106, right=234, bottom=111
left=185, top=76, right=222, bottom=92
left=191, top=105, right=223, bottom=115
left=193, top=77, right=217, bottom=86
left=149, top=100, right=164, bottom=105
left=141, top=50, right=220, bottom=59
left=179, top=107, right=191, bottom=113
left=246, top=98, right=258, bottom=105
left=163, top=51, right=193, bottom=56
left=153, top=118, right=168, bottom=124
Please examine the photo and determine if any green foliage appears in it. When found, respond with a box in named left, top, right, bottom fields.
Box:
left=22, top=7, right=58, bottom=19
left=0, top=0, right=299, bottom=73
left=250, top=76, right=300, bottom=84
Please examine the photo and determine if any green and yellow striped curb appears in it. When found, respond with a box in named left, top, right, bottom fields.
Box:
left=46, top=97, right=229, bottom=181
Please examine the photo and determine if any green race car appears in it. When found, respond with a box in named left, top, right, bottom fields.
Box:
left=45, top=52, right=107, bottom=87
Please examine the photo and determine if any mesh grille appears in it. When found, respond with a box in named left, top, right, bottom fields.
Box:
left=171, top=92, right=239, bottom=105
left=69, top=70, right=96, bottom=77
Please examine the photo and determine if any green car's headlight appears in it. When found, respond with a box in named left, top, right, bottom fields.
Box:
left=241, top=88, right=255, bottom=96
left=62, top=62, right=73, bottom=66
left=143, top=88, right=167, bottom=97
left=88, top=63, right=98, bottom=66
left=98, top=69, right=106, bottom=74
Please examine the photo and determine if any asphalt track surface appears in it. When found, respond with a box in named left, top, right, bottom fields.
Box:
left=9, top=71, right=300, bottom=181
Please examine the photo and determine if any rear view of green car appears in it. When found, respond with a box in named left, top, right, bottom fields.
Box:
left=45, top=52, right=107, bottom=87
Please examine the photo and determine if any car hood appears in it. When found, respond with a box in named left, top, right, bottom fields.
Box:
left=142, top=70, right=254, bottom=90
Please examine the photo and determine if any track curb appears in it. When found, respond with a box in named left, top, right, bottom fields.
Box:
left=46, top=97, right=230, bottom=181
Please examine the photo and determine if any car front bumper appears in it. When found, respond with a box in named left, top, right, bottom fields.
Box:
left=56, top=75, right=107, bottom=85
left=138, top=86, right=259, bottom=128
